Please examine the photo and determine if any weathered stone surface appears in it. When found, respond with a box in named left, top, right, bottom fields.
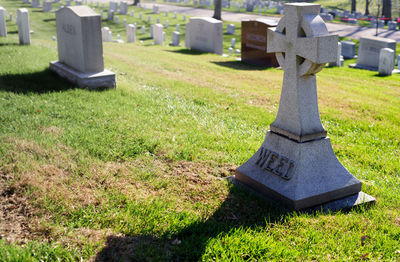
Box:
left=31, top=0, right=40, bottom=8
left=236, top=3, right=368, bottom=210
left=17, top=8, right=30, bottom=45
left=119, top=1, right=127, bottom=15
left=241, top=19, right=279, bottom=67
left=226, top=23, right=235, bottom=34
left=350, top=36, right=396, bottom=70
left=171, top=31, right=180, bottom=46
left=42, top=1, right=52, bottom=12
left=50, top=6, right=115, bottom=88
left=0, top=7, right=7, bottom=37
left=55, top=6, right=103, bottom=72
left=50, top=61, right=115, bottom=88
left=341, top=40, right=356, bottom=59
left=102, top=26, right=112, bottom=42
left=185, top=17, right=223, bottom=55
left=153, top=23, right=163, bottom=45
left=328, top=42, right=343, bottom=67
left=266, top=4, right=337, bottom=142
left=378, top=48, right=395, bottom=76
left=126, top=24, right=136, bottom=42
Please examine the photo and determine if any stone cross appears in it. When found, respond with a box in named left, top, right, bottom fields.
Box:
left=267, top=3, right=337, bottom=142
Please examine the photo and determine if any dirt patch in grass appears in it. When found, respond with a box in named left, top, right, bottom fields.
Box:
left=0, top=137, right=237, bottom=248
left=38, top=126, right=63, bottom=136
left=0, top=167, right=40, bottom=244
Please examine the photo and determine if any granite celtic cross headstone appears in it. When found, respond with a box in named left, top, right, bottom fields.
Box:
left=235, top=3, right=374, bottom=210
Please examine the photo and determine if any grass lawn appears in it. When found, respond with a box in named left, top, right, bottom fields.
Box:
left=0, top=0, right=399, bottom=261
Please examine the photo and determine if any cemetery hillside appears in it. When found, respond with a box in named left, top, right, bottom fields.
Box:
left=0, top=0, right=399, bottom=261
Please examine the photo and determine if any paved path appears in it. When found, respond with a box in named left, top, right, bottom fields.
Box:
left=141, top=2, right=400, bottom=41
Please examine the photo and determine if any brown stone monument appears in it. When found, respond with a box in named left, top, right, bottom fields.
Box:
left=241, top=19, right=279, bottom=67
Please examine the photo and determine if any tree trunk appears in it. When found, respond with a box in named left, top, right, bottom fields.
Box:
left=365, top=0, right=369, bottom=16
left=133, top=0, right=140, bottom=6
left=382, top=0, right=392, bottom=19
left=351, top=0, right=356, bottom=13
left=213, top=0, right=222, bottom=20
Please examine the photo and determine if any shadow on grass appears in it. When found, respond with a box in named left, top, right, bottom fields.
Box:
left=212, top=60, right=275, bottom=71
left=0, top=42, right=20, bottom=46
left=94, top=183, right=291, bottom=261
left=168, top=49, right=205, bottom=56
left=43, top=18, right=56, bottom=22
left=0, top=68, right=76, bottom=94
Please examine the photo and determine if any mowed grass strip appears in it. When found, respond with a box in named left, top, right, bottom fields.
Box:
left=0, top=0, right=399, bottom=261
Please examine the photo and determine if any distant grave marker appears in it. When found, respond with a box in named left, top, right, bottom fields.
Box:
left=350, top=36, right=396, bottom=71
left=241, top=19, right=279, bottom=67
left=185, top=17, right=222, bottom=55
left=0, top=7, right=6, bottom=37
left=17, top=8, right=30, bottom=45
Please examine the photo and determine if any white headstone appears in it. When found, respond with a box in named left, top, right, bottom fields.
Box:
left=156, top=17, right=159, bottom=23
left=183, top=15, right=186, bottom=21
left=165, top=20, right=168, bottom=28
left=55, top=6, right=103, bottom=72
left=123, top=19, right=126, bottom=27
left=102, top=27, right=111, bottom=41
left=115, top=16, right=119, bottom=24
left=329, top=42, right=344, bottom=67
left=398, top=54, right=400, bottom=69
left=231, top=37, right=235, bottom=47
left=43, top=1, right=52, bottom=12
left=152, top=5, right=159, bottom=14
left=109, top=1, right=118, bottom=12
left=126, top=24, right=136, bottom=42
left=147, top=15, right=151, bottom=22
left=171, top=31, right=180, bottom=46
left=50, top=6, right=115, bottom=88
left=0, top=7, right=6, bottom=37
left=226, top=23, right=235, bottom=34
left=150, top=24, right=153, bottom=38
left=141, top=25, right=145, bottom=34
left=107, top=10, right=114, bottom=21
left=119, top=1, right=128, bottom=14
left=131, top=10, right=134, bottom=16
left=32, top=0, right=40, bottom=8
left=236, top=3, right=367, bottom=210
left=176, top=24, right=180, bottom=32
left=185, top=17, right=223, bottom=55
left=378, top=48, right=394, bottom=76
left=17, top=8, right=30, bottom=45
left=139, top=12, right=142, bottom=19
left=341, top=40, right=356, bottom=59
left=351, top=36, right=396, bottom=70
left=153, top=23, right=163, bottom=45
left=75, top=0, right=82, bottom=5
left=9, top=13, right=12, bottom=22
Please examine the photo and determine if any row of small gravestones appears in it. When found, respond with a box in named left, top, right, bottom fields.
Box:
left=0, top=7, right=30, bottom=45
left=329, top=38, right=399, bottom=76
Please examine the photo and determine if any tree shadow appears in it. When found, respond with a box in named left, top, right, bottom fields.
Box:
left=167, top=49, right=205, bottom=56
left=43, top=18, right=56, bottom=22
left=0, top=42, right=20, bottom=46
left=94, top=182, right=292, bottom=262
left=0, top=68, right=77, bottom=94
left=212, top=60, right=276, bottom=71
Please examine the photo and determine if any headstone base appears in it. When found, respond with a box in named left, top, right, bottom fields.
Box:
left=235, top=131, right=363, bottom=210
left=350, top=63, right=399, bottom=74
left=227, top=176, right=375, bottom=212
left=349, top=63, right=378, bottom=71
left=50, top=61, right=116, bottom=89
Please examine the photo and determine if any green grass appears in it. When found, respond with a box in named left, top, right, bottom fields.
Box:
left=0, top=0, right=399, bottom=261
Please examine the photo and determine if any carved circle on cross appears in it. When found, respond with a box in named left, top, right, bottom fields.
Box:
left=274, top=14, right=328, bottom=77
